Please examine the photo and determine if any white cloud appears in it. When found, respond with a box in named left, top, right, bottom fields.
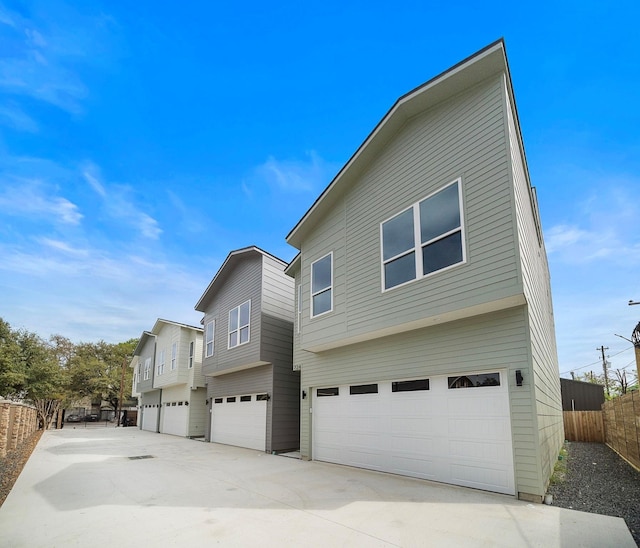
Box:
left=83, top=169, right=107, bottom=197
left=0, top=238, right=206, bottom=343
left=0, top=3, right=118, bottom=116
left=0, top=103, right=39, bottom=132
left=544, top=184, right=640, bottom=265
left=252, top=150, right=336, bottom=194
left=0, top=178, right=83, bottom=225
left=39, top=238, right=89, bottom=257
left=82, top=166, right=162, bottom=240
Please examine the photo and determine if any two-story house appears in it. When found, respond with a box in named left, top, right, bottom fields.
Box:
left=131, top=319, right=206, bottom=437
left=284, top=40, right=563, bottom=502
left=194, top=246, right=299, bottom=453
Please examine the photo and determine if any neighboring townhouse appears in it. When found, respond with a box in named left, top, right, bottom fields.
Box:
left=194, top=246, right=299, bottom=453
left=284, top=39, right=563, bottom=502
left=130, top=319, right=206, bottom=437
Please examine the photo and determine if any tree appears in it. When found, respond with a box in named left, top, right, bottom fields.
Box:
left=0, top=318, right=24, bottom=398
left=576, top=366, right=638, bottom=399
left=68, top=339, right=138, bottom=413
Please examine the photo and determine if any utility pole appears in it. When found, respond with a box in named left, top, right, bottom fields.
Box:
left=117, top=356, right=126, bottom=427
left=597, top=346, right=610, bottom=397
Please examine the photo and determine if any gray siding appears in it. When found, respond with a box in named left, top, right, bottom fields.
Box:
left=506, top=82, right=563, bottom=497
left=262, top=314, right=299, bottom=451
left=202, top=254, right=264, bottom=376
left=298, top=76, right=523, bottom=352
left=188, top=387, right=207, bottom=437
left=208, top=365, right=274, bottom=451
left=189, top=334, right=205, bottom=389
left=262, top=255, right=295, bottom=321
left=154, top=323, right=190, bottom=388
left=135, top=336, right=156, bottom=393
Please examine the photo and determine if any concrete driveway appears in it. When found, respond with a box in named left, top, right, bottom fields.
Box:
left=0, top=428, right=634, bottom=547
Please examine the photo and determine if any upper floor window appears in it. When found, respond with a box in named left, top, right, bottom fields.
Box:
left=205, top=320, right=215, bottom=357
left=188, top=341, right=194, bottom=368
left=229, top=300, right=250, bottom=348
left=311, top=252, right=333, bottom=317
left=170, top=342, right=177, bottom=370
left=157, top=349, right=165, bottom=376
left=143, top=357, right=151, bottom=380
left=136, top=364, right=140, bottom=383
left=381, top=179, right=464, bottom=290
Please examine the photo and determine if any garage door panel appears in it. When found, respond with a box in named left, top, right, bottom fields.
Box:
left=142, top=408, right=158, bottom=432
left=313, top=372, right=515, bottom=495
left=391, top=455, right=438, bottom=479
left=162, top=405, right=188, bottom=436
left=211, top=396, right=266, bottom=451
left=450, top=463, right=512, bottom=494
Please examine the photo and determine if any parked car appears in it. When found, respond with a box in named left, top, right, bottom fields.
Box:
left=84, top=413, right=99, bottom=422
left=66, top=414, right=82, bottom=422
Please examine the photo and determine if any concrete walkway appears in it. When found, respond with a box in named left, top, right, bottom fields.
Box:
left=0, top=428, right=634, bottom=547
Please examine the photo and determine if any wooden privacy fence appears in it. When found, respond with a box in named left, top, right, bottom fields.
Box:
left=563, top=411, right=605, bottom=443
left=603, top=391, right=640, bottom=470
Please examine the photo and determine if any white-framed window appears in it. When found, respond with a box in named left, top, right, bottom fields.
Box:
left=157, top=349, right=165, bottom=376
left=143, top=357, right=151, bottom=380
left=205, top=320, right=215, bottom=357
left=136, top=364, right=140, bottom=384
left=310, top=252, right=333, bottom=317
left=170, top=342, right=177, bottom=370
left=228, top=300, right=251, bottom=348
left=297, top=284, right=302, bottom=333
left=381, top=179, right=465, bottom=291
left=189, top=341, right=194, bottom=368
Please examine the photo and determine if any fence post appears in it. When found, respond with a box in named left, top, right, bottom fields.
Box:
left=0, top=401, right=10, bottom=458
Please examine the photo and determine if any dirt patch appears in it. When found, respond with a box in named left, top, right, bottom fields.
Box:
left=0, top=430, right=43, bottom=508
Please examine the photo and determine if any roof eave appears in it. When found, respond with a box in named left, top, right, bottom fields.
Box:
left=286, top=39, right=508, bottom=250
left=194, top=245, right=288, bottom=311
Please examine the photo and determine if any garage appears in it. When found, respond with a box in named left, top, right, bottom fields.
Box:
left=141, top=405, right=159, bottom=432
left=312, top=371, right=515, bottom=495
left=211, top=394, right=268, bottom=451
left=161, top=402, right=189, bottom=436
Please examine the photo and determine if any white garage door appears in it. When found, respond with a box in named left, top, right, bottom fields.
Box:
left=141, top=406, right=159, bottom=432
left=162, top=403, right=189, bottom=436
left=211, top=394, right=267, bottom=451
left=313, top=372, right=514, bottom=495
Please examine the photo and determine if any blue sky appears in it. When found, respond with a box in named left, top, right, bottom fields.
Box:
left=0, top=0, right=638, bottom=381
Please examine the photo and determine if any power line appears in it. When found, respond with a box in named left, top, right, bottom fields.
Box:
left=559, top=346, right=634, bottom=377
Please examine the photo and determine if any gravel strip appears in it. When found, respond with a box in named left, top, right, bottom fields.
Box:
left=0, top=430, right=42, bottom=508
left=547, top=441, right=640, bottom=546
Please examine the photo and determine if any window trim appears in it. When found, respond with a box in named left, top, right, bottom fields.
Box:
left=317, top=387, right=339, bottom=397
left=170, top=342, right=177, bottom=371
left=448, top=372, right=501, bottom=389
left=380, top=179, right=466, bottom=292
left=188, top=341, right=194, bottom=368
left=228, top=300, right=251, bottom=349
left=310, top=252, right=333, bottom=318
left=205, top=320, right=215, bottom=357
left=143, top=357, right=151, bottom=380
left=156, top=349, right=165, bottom=376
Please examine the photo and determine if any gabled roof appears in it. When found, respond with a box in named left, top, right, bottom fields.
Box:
left=194, top=246, right=288, bottom=312
left=151, top=318, right=203, bottom=334
left=286, top=39, right=522, bottom=249
left=131, top=319, right=203, bottom=358
left=284, top=252, right=300, bottom=277
left=132, top=331, right=155, bottom=357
